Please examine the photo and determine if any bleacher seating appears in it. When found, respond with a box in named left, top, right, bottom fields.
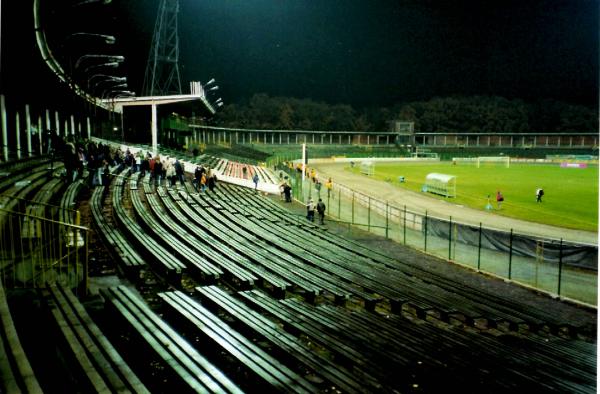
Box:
left=44, top=282, right=148, bottom=393
left=0, top=145, right=595, bottom=393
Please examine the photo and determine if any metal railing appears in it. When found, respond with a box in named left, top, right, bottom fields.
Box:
left=0, top=208, right=89, bottom=295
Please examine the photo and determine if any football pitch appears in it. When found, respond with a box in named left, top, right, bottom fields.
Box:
left=349, top=161, right=598, bottom=232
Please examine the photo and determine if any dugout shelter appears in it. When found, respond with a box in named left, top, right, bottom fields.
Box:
left=423, top=173, right=456, bottom=198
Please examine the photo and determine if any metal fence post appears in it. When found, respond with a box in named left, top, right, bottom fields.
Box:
left=338, top=189, right=341, bottom=219
left=367, top=196, right=371, bottom=232
left=557, top=238, right=563, bottom=296
left=351, top=192, right=355, bottom=225
left=508, top=229, right=514, bottom=279
left=477, top=222, right=482, bottom=271
left=424, top=211, right=428, bottom=252
left=403, top=205, right=407, bottom=245
left=448, top=216, right=452, bottom=260
left=385, top=202, right=389, bottom=239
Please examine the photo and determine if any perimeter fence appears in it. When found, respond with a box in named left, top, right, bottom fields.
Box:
left=281, top=167, right=597, bottom=306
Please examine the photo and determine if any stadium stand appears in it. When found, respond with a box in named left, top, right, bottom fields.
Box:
left=44, top=282, right=148, bottom=393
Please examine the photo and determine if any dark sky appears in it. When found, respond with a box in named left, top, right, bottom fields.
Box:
left=1, top=0, right=598, bottom=110
left=117, top=0, right=598, bottom=109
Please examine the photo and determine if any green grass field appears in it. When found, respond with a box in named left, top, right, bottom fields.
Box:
left=350, top=162, right=598, bottom=231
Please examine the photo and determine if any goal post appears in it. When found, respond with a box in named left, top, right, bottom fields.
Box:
left=360, top=161, right=375, bottom=176
left=476, top=156, right=510, bottom=168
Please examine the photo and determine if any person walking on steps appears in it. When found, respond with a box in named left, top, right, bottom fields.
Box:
left=306, top=199, right=315, bottom=222
left=253, top=173, right=259, bottom=192
left=316, top=198, right=326, bottom=225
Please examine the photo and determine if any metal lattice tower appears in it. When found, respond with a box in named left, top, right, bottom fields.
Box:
left=142, top=0, right=182, bottom=96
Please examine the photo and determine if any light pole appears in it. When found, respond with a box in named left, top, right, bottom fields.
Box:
left=75, top=54, right=124, bottom=70
left=105, top=90, right=135, bottom=98
left=84, top=61, right=119, bottom=74
left=88, top=75, right=126, bottom=91
left=101, top=83, right=128, bottom=99
left=73, top=0, right=112, bottom=6
left=65, top=32, right=116, bottom=45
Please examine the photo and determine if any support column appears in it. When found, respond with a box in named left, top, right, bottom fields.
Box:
left=312, top=134, right=315, bottom=144
left=279, top=133, right=282, bottom=144
left=64, top=120, right=68, bottom=137
left=37, top=115, right=42, bottom=154
left=45, top=109, right=51, bottom=132
left=55, top=111, right=60, bottom=136
left=271, top=133, right=274, bottom=144
left=151, top=104, right=158, bottom=154
left=87, top=117, right=91, bottom=139
left=70, top=115, right=75, bottom=136
left=236, top=132, right=239, bottom=144
left=1, top=95, right=8, bottom=161
left=25, top=105, right=32, bottom=156
left=15, top=112, right=21, bottom=159
left=330, top=134, right=333, bottom=144
left=301, top=143, right=306, bottom=182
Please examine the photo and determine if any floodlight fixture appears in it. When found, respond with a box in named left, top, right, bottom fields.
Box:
left=65, top=32, right=115, bottom=45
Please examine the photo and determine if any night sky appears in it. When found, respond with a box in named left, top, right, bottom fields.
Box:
left=1, top=0, right=598, bottom=110
left=118, top=0, right=598, bottom=109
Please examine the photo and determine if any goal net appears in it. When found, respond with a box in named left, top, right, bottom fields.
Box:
left=360, top=161, right=375, bottom=176
left=476, top=156, right=510, bottom=168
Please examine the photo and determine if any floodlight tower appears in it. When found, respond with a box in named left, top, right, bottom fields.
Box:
left=142, top=0, right=182, bottom=96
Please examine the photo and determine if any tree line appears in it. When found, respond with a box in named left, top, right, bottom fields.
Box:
left=214, top=93, right=597, bottom=134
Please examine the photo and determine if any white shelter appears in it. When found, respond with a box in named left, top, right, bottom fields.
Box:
left=424, top=173, right=456, bottom=197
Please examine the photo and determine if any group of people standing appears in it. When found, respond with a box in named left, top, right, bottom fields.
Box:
left=193, top=165, right=218, bottom=193
left=306, top=198, right=326, bottom=225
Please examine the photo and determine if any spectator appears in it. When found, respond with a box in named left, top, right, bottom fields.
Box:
left=134, top=152, right=142, bottom=173
left=207, top=170, right=217, bottom=192
left=153, top=156, right=162, bottom=187
left=283, top=183, right=292, bottom=202
left=193, top=166, right=202, bottom=191
left=252, top=173, right=259, bottom=192
left=165, top=160, right=176, bottom=187
left=200, top=173, right=207, bottom=193
left=325, top=177, right=333, bottom=199
left=140, top=153, right=149, bottom=177
left=315, top=179, right=322, bottom=198
left=175, top=159, right=185, bottom=185
left=316, top=198, right=326, bottom=224
left=306, top=198, right=315, bottom=222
